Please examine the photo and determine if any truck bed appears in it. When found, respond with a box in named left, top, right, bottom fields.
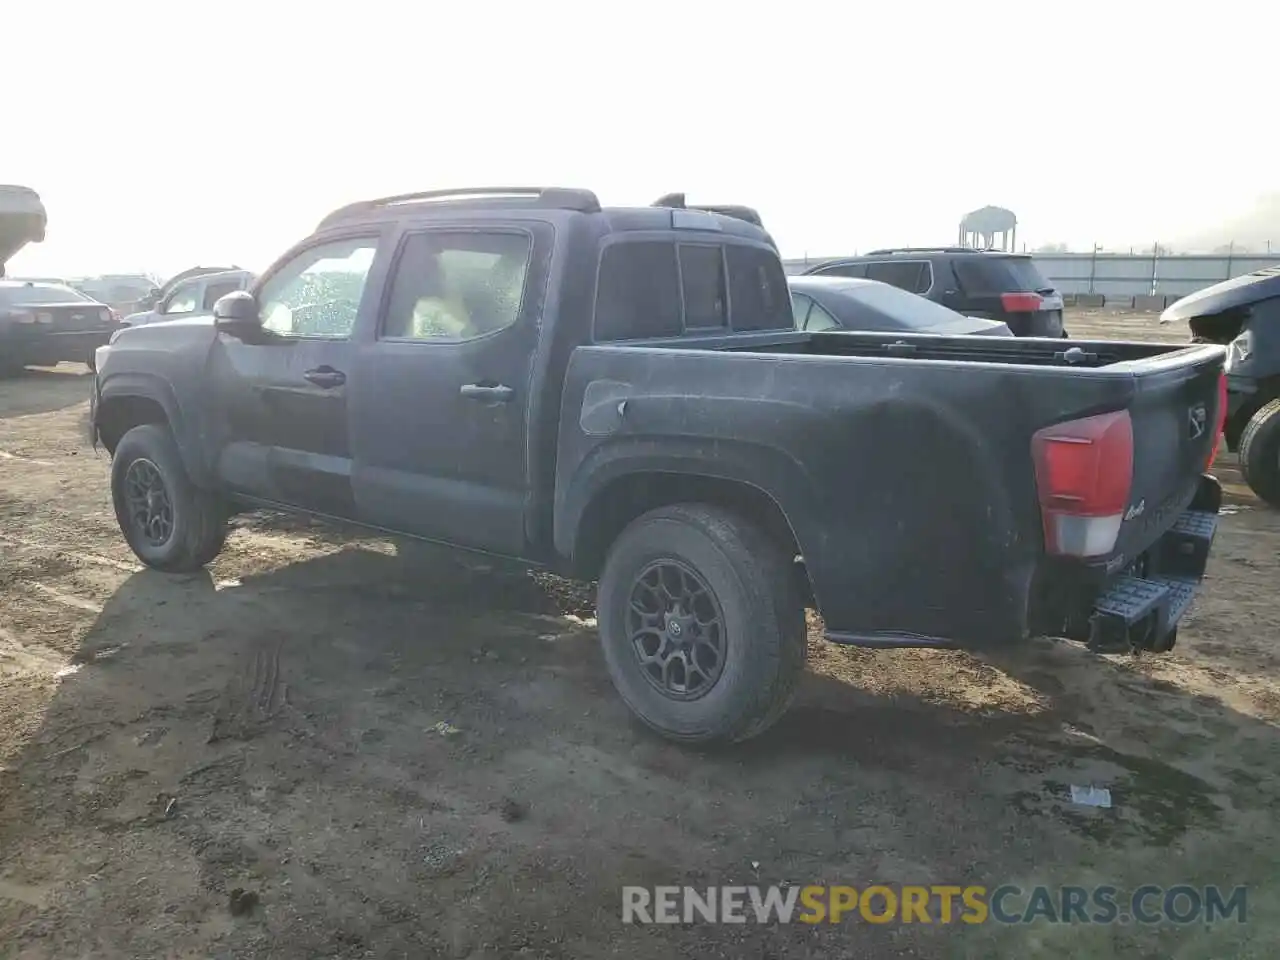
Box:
left=556, top=329, right=1226, bottom=649
left=692, top=327, right=1210, bottom=369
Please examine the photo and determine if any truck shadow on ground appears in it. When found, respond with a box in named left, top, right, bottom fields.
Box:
left=2, top=538, right=1277, bottom=958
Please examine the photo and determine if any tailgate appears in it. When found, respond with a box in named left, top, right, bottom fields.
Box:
left=1112, top=350, right=1224, bottom=561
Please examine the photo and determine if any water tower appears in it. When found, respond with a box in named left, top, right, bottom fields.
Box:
left=958, top=205, right=1017, bottom=251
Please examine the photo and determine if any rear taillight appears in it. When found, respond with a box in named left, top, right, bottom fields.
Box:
left=1207, top=372, right=1228, bottom=469
left=1001, top=292, right=1044, bottom=312
left=1032, top=409, right=1134, bottom=557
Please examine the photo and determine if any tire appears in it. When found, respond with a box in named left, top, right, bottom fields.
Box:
left=85, top=351, right=96, bottom=372
left=1240, top=399, right=1280, bottom=508
left=111, top=423, right=228, bottom=571
left=597, top=503, right=807, bottom=745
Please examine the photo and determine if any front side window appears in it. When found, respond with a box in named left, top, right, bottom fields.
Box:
left=382, top=231, right=531, bottom=341
left=258, top=237, right=378, bottom=339
left=161, top=282, right=200, bottom=315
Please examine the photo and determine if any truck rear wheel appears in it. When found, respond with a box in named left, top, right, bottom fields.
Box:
left=1240, top=399, right=1280, bottom=508
left=111, top=423, right=228, bottom=571
left=597, top=503, right=807, bottom=744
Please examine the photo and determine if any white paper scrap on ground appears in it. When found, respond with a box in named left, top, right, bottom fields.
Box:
left=1069, top=785, right=1113, bottom=808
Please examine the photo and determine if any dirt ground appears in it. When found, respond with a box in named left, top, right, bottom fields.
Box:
left=1, top=309, right=1278, bottom=959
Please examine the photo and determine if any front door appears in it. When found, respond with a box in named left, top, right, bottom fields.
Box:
left=210, top=234, right=383, bottom=519
left=349, top=223, right=549, bottom=557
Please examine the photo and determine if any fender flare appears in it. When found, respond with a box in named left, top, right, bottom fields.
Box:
left=554, top=435, right=819, bottom=563
left=95, top=372, right=214, bottom=488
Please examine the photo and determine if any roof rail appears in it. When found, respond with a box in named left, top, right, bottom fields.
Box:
left=317, top=186, right=601, bottom=230
left=863, top=246, right=996, bottom=256
left=651, top=192, right=765, bottom=228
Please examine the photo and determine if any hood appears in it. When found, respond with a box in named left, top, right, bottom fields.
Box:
left=0, top=186, right=47, bottom=275
left=1161, top=266, right=1280, bottom=323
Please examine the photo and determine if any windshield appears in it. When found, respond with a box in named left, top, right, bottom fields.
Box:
left=835, top=280, right=977, bottom=328
left=0, top=283, right=92, bottom=306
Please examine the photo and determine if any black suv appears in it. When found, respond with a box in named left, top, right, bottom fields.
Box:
left=803, top=247, right=1067, bottom=337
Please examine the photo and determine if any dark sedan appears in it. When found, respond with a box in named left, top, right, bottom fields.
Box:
left=0, top=280, right=120, bottom=375
left=789, top=275, right=1013, bottom=336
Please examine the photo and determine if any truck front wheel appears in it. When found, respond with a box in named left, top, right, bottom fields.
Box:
left=1240, top=399, right=1280, bottom=508
left=111, top=423, right=228, bottom=571
left=597, top=503, right=807, bottom=744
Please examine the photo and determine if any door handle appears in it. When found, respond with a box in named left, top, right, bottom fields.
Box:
left=303, top=366, right=346, bottom=389
left=460, top=383, right=514, bottom=403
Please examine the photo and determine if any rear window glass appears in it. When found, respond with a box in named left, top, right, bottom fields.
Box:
left=953, top=256, right=1050, bottom=294
left=594, top=242, right=682, bottom=341
left=727, top=245, right=791, bottom=331
left=678, top=245, right=727, bottom=329
left=0, top=283, right=89, bottom=305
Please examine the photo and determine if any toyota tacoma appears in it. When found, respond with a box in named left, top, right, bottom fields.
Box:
left=91, top=187, right=1228, bottom=744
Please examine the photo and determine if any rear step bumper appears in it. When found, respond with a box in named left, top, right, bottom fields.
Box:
left=1087, top=477, right=1221, bottom=653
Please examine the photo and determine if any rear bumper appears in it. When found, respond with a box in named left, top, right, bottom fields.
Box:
left=1085, top=474, right=1220, bottom=652
left=0, top=328, right=113, bottom=366
left=825, top=474, right=1222, bottom=653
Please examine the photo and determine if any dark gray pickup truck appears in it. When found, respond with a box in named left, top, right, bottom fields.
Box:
left=90, top=187, right=1228, bottom=744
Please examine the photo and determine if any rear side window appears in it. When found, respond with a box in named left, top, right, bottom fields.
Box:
left=953, top=256, right=1050, bottom=294
left=865, top=260, right=932, bottom=295
left=594, top=242, right=682, bottom=341
left=679, top=244, right=727, bottom=329
left=727, top=245, right=791, bottom=331
left=812, top=261, right=867, bottom=279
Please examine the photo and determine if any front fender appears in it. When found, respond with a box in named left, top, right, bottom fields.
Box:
left=95, top=370, right=213, bottom=488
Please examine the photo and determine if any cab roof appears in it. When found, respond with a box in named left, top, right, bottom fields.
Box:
left=315, top=187, right=776, bottom=247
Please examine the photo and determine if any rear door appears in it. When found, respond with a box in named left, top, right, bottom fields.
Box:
left=348, top=222, right=549, bottom=557
left=951, top=255, right=1064, bottom=337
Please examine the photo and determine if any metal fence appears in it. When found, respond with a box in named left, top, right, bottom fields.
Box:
left=782, top=250, right=1280, bottom=298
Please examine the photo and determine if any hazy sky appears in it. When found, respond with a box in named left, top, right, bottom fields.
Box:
left=6, top=0, right=1277, bottom=277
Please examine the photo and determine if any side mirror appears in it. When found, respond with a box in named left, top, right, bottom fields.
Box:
left=213, top=290, right=261, bottom=329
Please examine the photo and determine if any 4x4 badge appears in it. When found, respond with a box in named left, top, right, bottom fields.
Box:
left=1188, top=403, right=1207, bottom=440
